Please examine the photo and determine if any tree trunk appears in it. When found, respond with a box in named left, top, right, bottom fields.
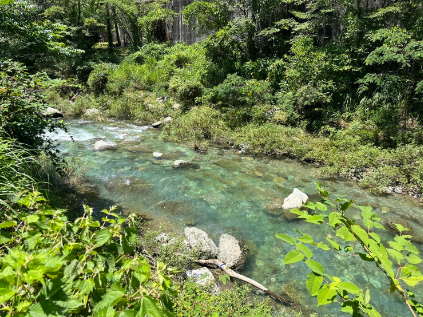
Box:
left=106, top=4, right=114, bottom=48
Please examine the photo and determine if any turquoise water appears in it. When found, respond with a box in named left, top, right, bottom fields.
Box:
left=48, top=119, right=423, bottom=316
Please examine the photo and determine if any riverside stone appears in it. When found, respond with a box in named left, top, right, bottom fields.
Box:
left=218, top=234, right=244, bottom=268
left=152, top=117, right=172, bottom=128
left=153, top=152, right=163, bottom=158
left=173, top=160, right=200, bottom=169
left=186, top=267, right=220, bottom=294
left=93, top=140, right=115, bottom=151
left=85, top=108, right=99, bottom=117
left=184, top=227, right=218, bottom=257
left=42, top=107, right=63, bottom=118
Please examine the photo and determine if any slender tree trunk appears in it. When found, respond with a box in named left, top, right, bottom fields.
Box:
left=106, top=4, right=114, bottom=48
left=113, top=8, right=121, bottom=47
left=78, top=0, right=81, bottom=22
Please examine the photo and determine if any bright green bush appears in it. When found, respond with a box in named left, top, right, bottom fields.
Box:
left=87, top=63, right=116, bottom=94
left=0, top=191, right=176, bottom=317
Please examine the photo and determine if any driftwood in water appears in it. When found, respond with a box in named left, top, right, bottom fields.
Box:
left=196, top=259, right=292, bottom=305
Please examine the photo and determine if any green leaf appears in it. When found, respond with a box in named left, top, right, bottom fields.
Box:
left=296, top=243, right=313, bottom=258
left=329, top=212, right=342, bottom=227
left=305, top=259, right=325, bottom=275
left=0, top=221, right=16, bottom=229
left=337, top=282, right=360, bottom=295
left=315, top=202, right=327, bottom=211
left=326, top=238, right=340, bottom=251
left=364, top=288, right=371, bottom=305
left=95, top=229, right=112, bottom=247
left=317, top=242, right=331, bottom=251
left=317, top=284, right=337, bottom=306
left=275, top=233, right=295, bottom=245
left=219, top=274, right=230, bottom=285
left=407, top=254, right=422, bottom=264
left=387, top=249, right=403, bottom=263
left=138, top=296, right=163, bottom=317
left=373, top=222, right=386, bottom=230
left=337, top=226, right=354, bottom=242
left=306, top=271, right=323, bottom=297
left=351, top=225, right=369, bottom=246
left=340, top=200, right=353, bottom=212
left=306, top=215, right=324, bottom=224
left=369, top=232, right=380, bottom=243
left=283, top=250, right=305, bottom=265
left=0, top=279, right=16, bottom=303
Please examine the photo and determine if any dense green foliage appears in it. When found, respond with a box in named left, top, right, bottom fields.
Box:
left=277, top=183, right=423, bottom=316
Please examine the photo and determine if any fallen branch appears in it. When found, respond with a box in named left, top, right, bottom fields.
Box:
left=196, top=259, right=292, bottom=305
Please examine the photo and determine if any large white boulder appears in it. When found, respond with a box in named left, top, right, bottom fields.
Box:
left=93, top=140, right=115, bottom=151
left=186, top=267, right=215, bottom=286
left=218, top=234, right=244, bottom=268
left=184, top=227, right=218, bottom=257
left=283, top=188, right=309, bottom=220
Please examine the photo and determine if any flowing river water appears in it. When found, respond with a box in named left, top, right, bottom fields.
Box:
left=48, top=118, right=423, bottom=316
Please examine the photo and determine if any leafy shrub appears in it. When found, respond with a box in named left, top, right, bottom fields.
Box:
left=169, top=77, right=204, bottom=106
left=0, top=191, right=176, bottom=316
left=87, top=63, right=116, bottom=93
left=161, top=106, right=230, bottom=148
left=174, top=282, right=273, bottom=317
left=124, top=42, right=172, bottom=65
left=0, top=60, right=66, bottom=155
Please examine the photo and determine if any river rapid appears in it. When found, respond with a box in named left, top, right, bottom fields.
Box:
left=47, top=118, right=423, bottom=316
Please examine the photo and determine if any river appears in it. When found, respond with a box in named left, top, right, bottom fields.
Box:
left=47, top=118, right=423, bottom=316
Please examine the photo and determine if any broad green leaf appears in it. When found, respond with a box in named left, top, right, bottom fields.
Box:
left=337, top=226, right=354, bottom=242
left=395, top=224, right=404, bottom=232
left=373, top=222, right=386, bottom=230
left=0, top=221, right=16, bottom=229
left=387, top=249, right=403, bottom=263
left=400, top=276, right=423, bottom=287
left=283, top=250, right=305, bottom=265
left=95, top=229, right=112, bottom=247
left=329, top=212, right=342, bottom=227
left=351, top=225, right=369, bottom=246
left=138, top=296, right=162, bottom=317
left=296, top=233, right=314, bottom=244
left=315, top=202, right=327, bottom=211
left=340, top=200, right=353, bottom=212
left=317, top=242, right=331, bottom=251
left=306, top=271, right=323, bottom=296
left=337, top=282, right=361, bottom=295
left=326, top=238, right=340, bottom=251
left=369, top=232, right=380, bottom=243
left=388, top=241, right=403, bottom=251
left=407, top=254, right=422, bottom=264
left=0, top=279, right=16, bottom=303
left=306, top=215, right=324, bottom=224
left=296, top=243, right=313, bottom=258
left=317, top=284, right=337, bottom=306
left=305, top=259, right=325, bottom=275
left=364, top=288, right=371, bottom=305
left=0, top=0, right=15, bottom=5
left=275, top=233, right=295, bottom=245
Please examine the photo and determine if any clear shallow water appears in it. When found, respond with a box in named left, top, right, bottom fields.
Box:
left=49, top=119, right=423, bottom=316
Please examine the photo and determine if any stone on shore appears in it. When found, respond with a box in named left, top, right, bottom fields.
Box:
left=152, top=117, right=172, bottom=128
left=282, top=188, right=309, bottom=221
left=184, top=227, right=218, bottom=257
left=186, top=267, right=220, bottom=294
left=93, top=140, right=115, bottom=151
left=85, top=108, right=99, bottom=117
left=42, top=107, right=63, bottom=118
left=218, top=234, right=244, bottom=268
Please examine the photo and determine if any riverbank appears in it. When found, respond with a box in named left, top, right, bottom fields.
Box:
left=50, top=90, right=423, bottom=201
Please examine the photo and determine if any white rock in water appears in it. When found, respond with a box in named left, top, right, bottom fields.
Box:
left=283, top=188, right=309, bottom=210
left=153, top=152, right=163, bottom=158
left=93, top=140, right=114, bottom=151
left=42, top=107, right=63, bottom=118
left=173, top=160, right=187, bottom=168
left=218, top=234, right=243, bottom=268
left=152, top=117, right=172, bottom=128
left=184, top=227, right=218, bottom=257
left=282, top=188, right=309, bottom=221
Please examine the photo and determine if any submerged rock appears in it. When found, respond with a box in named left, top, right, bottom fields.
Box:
left=104, top=177, right=151, bottom=194
left=152, top=117, right=172, bottom=128
left=264, top=198, right=285, bottom=216
left=173, top=160, right=200, bottom=169
left=218, top=234, right=245, bottom=268
left=283, top=188, right=309, bottom=221
left=184, top=227, right=218, bottom=257
left=244, top=239, right=259, bottom=256
left=93, top=140, right=115, bottom=151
